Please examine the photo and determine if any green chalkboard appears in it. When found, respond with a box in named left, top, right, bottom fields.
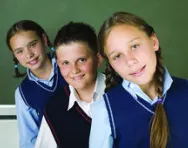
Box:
left=1, top=0, right=188, bottom=104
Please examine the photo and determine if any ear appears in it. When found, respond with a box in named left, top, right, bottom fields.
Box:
left=151, top=33, right=159, bottom=51
left=96, top=52, right=103, bottom=68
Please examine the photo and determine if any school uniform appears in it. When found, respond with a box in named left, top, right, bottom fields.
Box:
left=35, top=72, right=105, bottom=148
left=15, top=58, right=67, bottom=148
left=89, top=68, right=188, bottom=148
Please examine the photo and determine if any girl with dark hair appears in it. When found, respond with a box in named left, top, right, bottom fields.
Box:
left=6, top=20, right=67, bottom=148
left=90, top=12, right=188, bottom=148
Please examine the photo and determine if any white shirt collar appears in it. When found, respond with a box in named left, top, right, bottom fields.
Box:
left=122, top=67, right=173, bottom=105
left=67, top=72, right=106, bottom=111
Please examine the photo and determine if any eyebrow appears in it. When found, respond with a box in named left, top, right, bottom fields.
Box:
left=27, top=40, right=38, bottom=47
left=107, top=37, right=141, bottom=57
left=13, top=39, right=38, bottom=52
left=13, top=48, right=22, bottom=53
left=128, top=37, right=141, bottom=43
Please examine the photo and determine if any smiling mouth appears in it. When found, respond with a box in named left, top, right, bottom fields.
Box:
left=130, top=65, right=146, bottom=76
left=72, top=74, right=85, bottom=80
left=28, top=57, right=38, bottom=65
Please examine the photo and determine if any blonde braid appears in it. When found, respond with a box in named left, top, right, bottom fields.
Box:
left=150, top=48, right=169, bottom=148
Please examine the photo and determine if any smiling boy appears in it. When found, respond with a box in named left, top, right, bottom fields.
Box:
left=35, top=22, right=105, bottom=148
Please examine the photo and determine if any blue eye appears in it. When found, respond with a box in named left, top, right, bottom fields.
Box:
left=79, top=58, right=86, bottom=62
left=16, top=50, right=23, bottom=54
left=29, top=42, right=37, bottom=48
left=62, top=61, right=69, bottom=65
left=113, top=54, right=121, bottom=60
left=131, top=44, right=139, bottom=50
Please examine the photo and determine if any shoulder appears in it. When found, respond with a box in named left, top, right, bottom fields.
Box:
left=92, top=96, right=108, bottom=119
left=171, top=76, right=188, bottom=87
left=15, top=87, right=21, bottom=102
left=19, top=75, right=30, bottom=87
left=172, top=76, right=188, bottom=82
left=15, top=87, right=31, bottom=109
left=93, top=95, right=105, bottom=108
left=15, top=87, right=20, bottom=95
left=170, top=76, right=188, bottom=92
left=106, top=84, right=124, bottom=95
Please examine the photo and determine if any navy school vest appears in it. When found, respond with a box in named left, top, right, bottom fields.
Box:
left=44, top=85, right=91, bottom=148
left=104, top=77, right=188, bottom=148
left=19, top=67, right=67, bottom=126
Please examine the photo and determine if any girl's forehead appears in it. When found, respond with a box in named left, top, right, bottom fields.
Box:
left=11, top=31, right=39, bottom=42
left=106, top=24, right=149, bottom=44
left=10, top=31, right=39, bottom=49
left=106, top=25, right=138, bottom=43
left=109, top=24, right=142, bottom=37
left=16, top=30, right=38, bottom=37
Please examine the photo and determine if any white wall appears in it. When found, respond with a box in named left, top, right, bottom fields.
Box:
left=0, top=105, right=19, bottom=148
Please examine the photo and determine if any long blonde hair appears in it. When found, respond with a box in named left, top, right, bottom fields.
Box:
left=98, top=11, right=168, bottom=148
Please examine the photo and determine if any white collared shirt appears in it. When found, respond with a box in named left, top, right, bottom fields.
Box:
left=121, top=67, right=173, bottom=105
left=35, top=72, right=105, bottom=148
left=68, top=72, right=105, bottom=117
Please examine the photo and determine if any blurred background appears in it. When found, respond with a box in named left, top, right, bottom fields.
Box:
left=1, top=0, right=188, bottom=147
left=1, top=0, right=188, bottom=104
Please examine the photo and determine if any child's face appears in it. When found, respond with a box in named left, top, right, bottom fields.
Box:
left=105, top=24, right=159, bottom=88
left=10, top=31, right=48, bottom=72
left=56, top=42, right=100, bottom=92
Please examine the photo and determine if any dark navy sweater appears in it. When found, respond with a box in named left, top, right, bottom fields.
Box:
left=44, top=85, right=91, bottom=148
left=104, top=77, right=188, bottom=148
left=19, top=67, right=67, bottom=126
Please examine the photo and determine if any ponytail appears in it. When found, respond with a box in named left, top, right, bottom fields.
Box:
left=45, top=34, right=55, bottom=58
left=13, top=57, right=26, bottom=78
left=104, top=62, right=122, bottom=92
left=150, top=48, right=169, bottom=148
left=97, top=11, right=169, bottom=148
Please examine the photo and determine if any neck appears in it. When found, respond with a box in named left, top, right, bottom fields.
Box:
left=140, top=80, right=157, bottom=100
left=75, top=81, right=96, bottom=103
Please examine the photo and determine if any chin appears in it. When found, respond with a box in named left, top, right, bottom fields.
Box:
left=76, top=85, right=87, bottom=90
left=70, top=83, right=82, bottom=89
left=138, top=79, right=151, bottom=86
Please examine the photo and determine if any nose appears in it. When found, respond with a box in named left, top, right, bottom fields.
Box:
left=126, top=52, right=138, bottom=67
left=26, top=48, right=34, bottom=59
left=72, top=64, right=80, bottom=74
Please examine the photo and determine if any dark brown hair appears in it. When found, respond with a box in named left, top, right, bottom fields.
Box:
left=54, top=22, right=98, bottom=55
left=6, top=20, right=52, bottom=78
